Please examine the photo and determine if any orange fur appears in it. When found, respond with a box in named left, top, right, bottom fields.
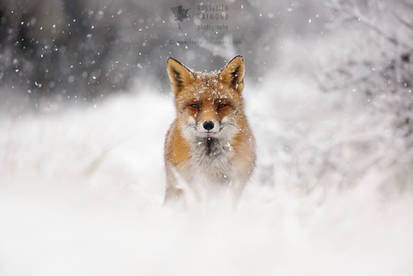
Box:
left=164, top=56, right=256, bottom=203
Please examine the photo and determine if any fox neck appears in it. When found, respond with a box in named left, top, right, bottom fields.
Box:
left=194, top=136, right=231, bottom=158
left=188, top=135, right=234, bottom=185
left=173, top=115, right=249, bottom=185
left=205, top=137, right=214, bottom=155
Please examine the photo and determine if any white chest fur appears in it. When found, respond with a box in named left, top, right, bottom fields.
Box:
left=186, top=137, right=234, bottom=186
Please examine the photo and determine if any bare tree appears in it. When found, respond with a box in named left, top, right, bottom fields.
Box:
left=320, top=0, right=413, bottom=139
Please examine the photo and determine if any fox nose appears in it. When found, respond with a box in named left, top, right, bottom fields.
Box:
left=203, top=121, right=214, bottom=131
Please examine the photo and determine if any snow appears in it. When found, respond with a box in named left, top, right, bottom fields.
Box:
left=0, top=68, right=412, bottom=275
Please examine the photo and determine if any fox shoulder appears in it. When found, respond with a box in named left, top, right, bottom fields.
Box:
left=164, top=120, right=191, bottom=167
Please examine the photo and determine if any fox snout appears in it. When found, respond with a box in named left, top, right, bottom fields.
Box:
left=202, top=121, right=214, bottom=131
left=196, top=108, right=219, bottom=133
left=198, top=119, right=218, bottom=133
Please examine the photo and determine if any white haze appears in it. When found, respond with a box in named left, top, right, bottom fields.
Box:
left=1, top=48, right=413, bottom=275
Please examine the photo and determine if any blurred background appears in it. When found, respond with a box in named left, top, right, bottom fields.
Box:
left=0, top=1, right=413, bottom=275
left=0, top=0, right=328, bottom=111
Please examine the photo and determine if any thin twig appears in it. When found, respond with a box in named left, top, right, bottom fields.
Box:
left=393, top=13, right=413, bottom=33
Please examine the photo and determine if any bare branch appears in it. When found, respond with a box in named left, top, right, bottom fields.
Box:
left=393, top=13, right=413, bottom=33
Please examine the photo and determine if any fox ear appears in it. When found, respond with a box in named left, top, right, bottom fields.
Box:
left=219, top=56, right=245, bottom=94
left=167, top=58, right=195, bottom=95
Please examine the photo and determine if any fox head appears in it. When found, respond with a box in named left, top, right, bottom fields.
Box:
left=167, top=56, right=246, bottom=141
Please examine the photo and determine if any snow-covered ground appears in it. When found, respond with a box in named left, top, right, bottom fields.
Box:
left=0, top=67, right=412, bottom=275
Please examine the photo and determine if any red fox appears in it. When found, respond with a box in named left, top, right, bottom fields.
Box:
left=164, top=56, right=256, bottom=203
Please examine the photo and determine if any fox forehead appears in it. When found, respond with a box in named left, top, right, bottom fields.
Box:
left=175, top=72, right=241, bottom=106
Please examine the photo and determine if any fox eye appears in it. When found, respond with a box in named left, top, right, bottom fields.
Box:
left=217, top=103, right=228, bottom=110
left=189, top=103, right=199, bottom=109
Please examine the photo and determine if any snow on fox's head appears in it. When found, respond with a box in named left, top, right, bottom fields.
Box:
left=167, top=56, right=246, bottom=140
